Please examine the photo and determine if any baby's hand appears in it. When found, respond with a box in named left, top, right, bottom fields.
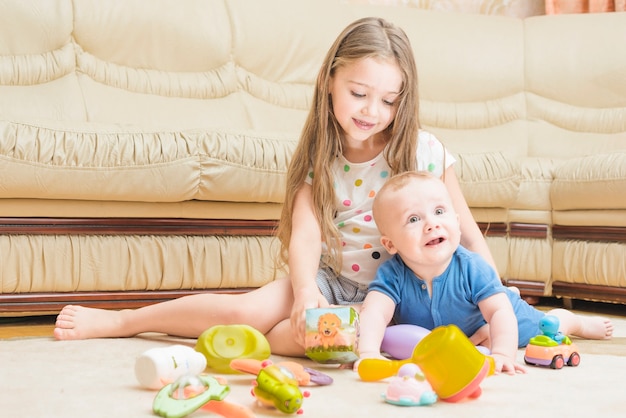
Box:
left=491, top=353, right=527, bottom=375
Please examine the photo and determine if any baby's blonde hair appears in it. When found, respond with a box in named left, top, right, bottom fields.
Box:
left=372, top=171, right=438, bottom=234
left=276, top=17, right=421, bottom=272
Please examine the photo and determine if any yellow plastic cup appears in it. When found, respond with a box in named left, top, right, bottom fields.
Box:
left=411, top=324, right=494, bottom=402
left=195, top=324, right=271, bottom=373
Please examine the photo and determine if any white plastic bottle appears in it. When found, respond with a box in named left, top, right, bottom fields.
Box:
left=135, top=345, right=207, bottom=389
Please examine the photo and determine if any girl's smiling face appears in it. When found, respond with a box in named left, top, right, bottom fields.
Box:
left=329, top=57, right=402, bottom=148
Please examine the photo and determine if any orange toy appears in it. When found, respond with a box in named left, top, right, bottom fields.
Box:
left=230, top=359, right=333, bottom=386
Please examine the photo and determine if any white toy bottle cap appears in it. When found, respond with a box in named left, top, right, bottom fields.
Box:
left=135, top=345, right=207, bottom=389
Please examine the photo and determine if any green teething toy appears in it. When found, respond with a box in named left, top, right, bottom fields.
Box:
left=152, top=374, right=229, bottom=418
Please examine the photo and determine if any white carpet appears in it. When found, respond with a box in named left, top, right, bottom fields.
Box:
left=1, top=313, right=625, bottom=417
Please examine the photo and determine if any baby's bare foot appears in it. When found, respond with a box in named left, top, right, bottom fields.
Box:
left=54, top=305, right=128, bottom=340
left=578, top=316, right=614, bottom=340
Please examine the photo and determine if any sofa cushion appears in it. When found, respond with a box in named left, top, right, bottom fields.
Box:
left=508, top=157, right=556, bottom=216
left=0, top=121, right=295, bottom=203
left=551, top=151, right=626, bottom=210
left=453, top=151, right=520, bottom=208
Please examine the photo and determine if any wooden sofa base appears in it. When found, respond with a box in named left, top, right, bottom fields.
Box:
left=0, top=217, right=279, bottom=236
left=503, top=279, right=626, bottom=307
left=0, top=289, right=253, bottom=316
left=502, top=279, right=546, bottom=305
left=6, top=282, right=624, bottom=316
left=551, top=282, right=626, bottom=306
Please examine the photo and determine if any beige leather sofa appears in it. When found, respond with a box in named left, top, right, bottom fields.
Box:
left=1, top=0, right=624, bottom=315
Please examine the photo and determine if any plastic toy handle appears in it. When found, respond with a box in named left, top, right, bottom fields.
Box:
left=229, top=358, right=264, bottom=375
left=486, top=355, right=496, bottom=376
left=202, top=400, right=257, bottom=418
left=357, top=358, right=409, bottom=382
left=230, top=359, right=317, bottom=386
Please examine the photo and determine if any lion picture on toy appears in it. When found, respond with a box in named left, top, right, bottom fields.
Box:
left=304, top=307, right=360, bottom=364
left=310, top=312, right=347, bottom=349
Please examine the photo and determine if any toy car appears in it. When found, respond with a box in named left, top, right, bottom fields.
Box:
left=523, top=335, right=581, bottom=369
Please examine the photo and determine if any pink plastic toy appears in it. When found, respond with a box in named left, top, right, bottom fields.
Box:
left=382, top=364, right=437, bottom=407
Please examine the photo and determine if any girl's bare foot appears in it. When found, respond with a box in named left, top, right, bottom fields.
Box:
left=54, top=305, right=132, bottom=340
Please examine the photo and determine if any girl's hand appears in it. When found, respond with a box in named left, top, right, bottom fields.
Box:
left=290, top=286, right=329, bottom=347
left=491, top=353, right=527, bottom=375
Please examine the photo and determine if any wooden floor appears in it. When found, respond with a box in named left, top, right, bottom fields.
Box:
left=0, top=315, right=57, bottom=339
left=1, top=298, right=625, bottom=339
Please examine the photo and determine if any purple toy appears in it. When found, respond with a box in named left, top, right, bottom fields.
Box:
left=382, top=324, right=490, bottom=359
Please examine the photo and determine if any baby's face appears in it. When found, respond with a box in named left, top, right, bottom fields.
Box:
left=378, top=178, right=461, bottom=268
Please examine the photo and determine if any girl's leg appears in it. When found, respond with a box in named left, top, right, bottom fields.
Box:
left=54, top=278, right=294, bottom=341
left=548, top=308, right=613, bottom=340
left=265, top=318, right=307, bottom=356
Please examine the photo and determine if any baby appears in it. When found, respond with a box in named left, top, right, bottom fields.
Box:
left=357, top=171, right=613, bottom=373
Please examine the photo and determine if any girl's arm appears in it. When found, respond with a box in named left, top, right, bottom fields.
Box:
left=357, top=291, right=396, bottom=360
left=443, top=166, right=498, bottom=272
left=288, top=183, right=329, bottom=347
left=477, top=293, right=526, bottom=374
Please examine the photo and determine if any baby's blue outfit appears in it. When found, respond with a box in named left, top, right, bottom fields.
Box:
left=369, top=245, right=545, bottom=347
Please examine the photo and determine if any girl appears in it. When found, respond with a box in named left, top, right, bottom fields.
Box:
left=54, top=17, right=496, bottom=355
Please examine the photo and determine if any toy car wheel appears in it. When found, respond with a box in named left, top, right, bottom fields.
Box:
left=568, top=352, right=581, bottom=367
left=550, top=355, right=564, bottom=369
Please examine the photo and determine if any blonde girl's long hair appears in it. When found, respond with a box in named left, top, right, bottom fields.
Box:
left=276, top=17, right=421, bottom=272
